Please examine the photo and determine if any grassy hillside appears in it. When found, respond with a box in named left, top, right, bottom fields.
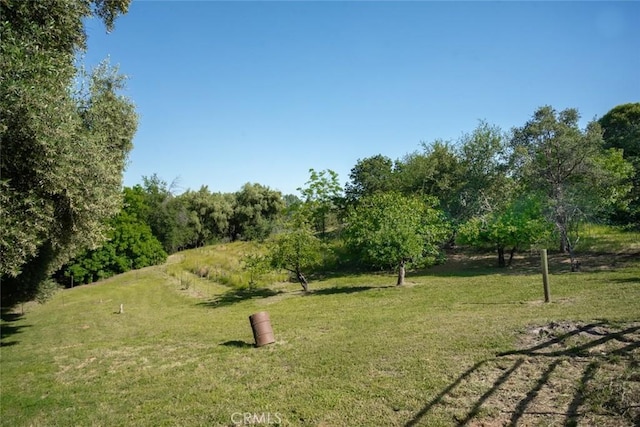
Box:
left=2, top=229, right=639, bottom=426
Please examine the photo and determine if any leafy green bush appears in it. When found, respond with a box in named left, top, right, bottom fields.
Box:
left=60, top=212, right=167, bottom=285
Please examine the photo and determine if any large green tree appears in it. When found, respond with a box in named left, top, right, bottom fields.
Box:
left=1, top=0, right=135, bottom=305
left=179, top=186, right=235, bottom=247
left=458, top=195, right=551, bottom=267
left=344, top=155, right=396, bottom=203
left=297, top=168, right=342, bottom=238
left=457, top=121, right=513, bottom=219
left=510, top=106, right=633, bottom=270
left=395, top=141, right=466, bottom=248
left=59, top=188, right=167, bottom=285
left=598, top=103, right=640, bottom=226
left=136, top=175, right=194, bottom=254
left=230, top=183, right=285, bottom=241
left=344, top=192, right=449, bottom=285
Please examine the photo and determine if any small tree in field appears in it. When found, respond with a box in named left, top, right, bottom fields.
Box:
left=344, top=192, right=449, bottom=285
left=241, top=252, right=270, bottom=289
left=297, top=168, right=342, bottom=238
left=458, top=195, right=551, bottom=267
left=268, top=213, right=323, bottom=292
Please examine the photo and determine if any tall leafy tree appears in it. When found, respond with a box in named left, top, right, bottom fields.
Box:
left=396, top=141, right=467, bottom=231
left=230, top=183, right=284, bottom=241
left=138, top=175, right=194, bottom=253
left=297, top=168, right=342, bottom=238
left=1, top=0, right=135, bottom=305
left=344, top=192, right=449, bottom=285
left=179, top=186, right=235, bottom=247
left=457, top=121, right=513, bottom=219
left=60, top=189, right=167, bottom=285
left=344, top=155, right=396, bottom=202
left=510, top=106, right=633, bottom=270
left=599, top=103, right=640, bottom=225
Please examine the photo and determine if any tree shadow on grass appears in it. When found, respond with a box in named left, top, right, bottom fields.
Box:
left=611, top=277, right=640, bottom=284
left=0, top=311, right=29, bottom=347
left=197, top=287, right=283, bottom=309
left=220, top=340, right=254, bottom=349
left=405, top=320, right=640, bottom=427
left=306, top=285, right=392, bottom=296
left=197, top=283, right=394, bottom=308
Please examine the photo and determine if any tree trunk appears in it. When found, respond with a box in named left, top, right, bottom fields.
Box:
left=508, top=247, right=517, bottom=266
left=559, top=238, right=568, bottom=253
left=296, top=269, right=309, bottom=292
left=568, top=244, right=580, bottom=272
left=397, top=259, right=406, bottom=286
left=554, top=185, right=569, bottom=253
left=497, top=246, right=506, bottom=268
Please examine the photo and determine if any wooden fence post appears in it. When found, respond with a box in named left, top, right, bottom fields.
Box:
left=541, top=249, right=551, bottom=303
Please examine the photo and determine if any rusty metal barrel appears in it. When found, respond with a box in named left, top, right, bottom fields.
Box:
left=249, top=311, right=275, bottom=347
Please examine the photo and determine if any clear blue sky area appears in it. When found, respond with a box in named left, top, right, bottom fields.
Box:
left=84, top=1, right=640, bottom=196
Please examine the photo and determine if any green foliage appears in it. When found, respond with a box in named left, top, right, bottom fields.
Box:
left=344, top=154, right=396, bottom=202
left=268, top=213, right=323, bottom=291
left=510, top=106, right=633, bottom=261
left=34, top=279, right=61, bottom=304
left=282, top=193, right=302, bottom=210
left=230, top=183, right=285, bottom=241
left=344, top=192, right=450, bottom=274
left=241, top=252, right=271, bottom=289
left=598, top=103, right=640, bottom=225
left=179, top=186, right=235, bottom=247
left=396, top=141, right=466, bottom=217
left=458, top=196, right=552, bottom=267
left=297, top=168, right=343, bottom=237
left=0, top=0, right=134, bottom=305
left=60, top=189, right=168, bottom=285
left=457, top=121, right=513, bottom=220
left=138, top=175, right=188, bottom=253
left=599, top=103, right=640, bottom=160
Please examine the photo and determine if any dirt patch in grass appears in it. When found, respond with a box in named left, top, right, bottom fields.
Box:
left=408, top=321, right=640, bottom=426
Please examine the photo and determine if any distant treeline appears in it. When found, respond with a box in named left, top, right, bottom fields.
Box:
left=57, top=103, right=640, bottom=286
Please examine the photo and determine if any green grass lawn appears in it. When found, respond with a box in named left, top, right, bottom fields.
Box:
left=2, top=234, right=639, bottom=426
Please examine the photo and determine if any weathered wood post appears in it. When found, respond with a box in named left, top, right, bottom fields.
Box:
left=541, top=249, right=551, bottom=303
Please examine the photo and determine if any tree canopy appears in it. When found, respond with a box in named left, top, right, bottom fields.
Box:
left=230, top=183, right=285, bottom=241
left=599, top=103, right=640, bottom=225
left=344, top=192, right=449, bottom=285
left=268, top=212, right=323, bottom=292
left=297, top=168, right=342, bottom=237
left=510, top=106, right=633, bottom=269
left=1, top=0, right=135, bottom=305
left=345, top=155, right=396, bottom=202
left=458, top=195, right=551, bottom=267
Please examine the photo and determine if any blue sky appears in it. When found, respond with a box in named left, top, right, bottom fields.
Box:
left=83, top=1, right=640, bottom=196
